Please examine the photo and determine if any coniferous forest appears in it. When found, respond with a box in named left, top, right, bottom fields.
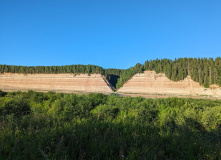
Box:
left=0, top=90, right=220, bottom=159
left=1, top=57, right=221, bottom=89
left=116, top=57, right=221, bottom=89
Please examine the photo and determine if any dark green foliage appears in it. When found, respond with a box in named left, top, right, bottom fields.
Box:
left=0, top=91, right=220, bottom=159
left=116, top=63, right=144, bottom=89
left=0, top=95, right=30, bottom=117
left=0, top=90, right=6, bottom=97
left=0, top=64, right=105, bottom=75
left=105, top=75, right=120, bottom=88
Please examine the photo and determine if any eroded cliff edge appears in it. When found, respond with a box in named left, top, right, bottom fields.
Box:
left=118, top=71, right=221, bottom=97
left=0, top=73, right=114, bottom=93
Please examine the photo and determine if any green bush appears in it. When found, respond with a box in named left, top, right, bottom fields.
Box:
left=0, top=91, right=220, bottom=159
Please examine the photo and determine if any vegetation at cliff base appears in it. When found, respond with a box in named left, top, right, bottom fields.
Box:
left=0, top=90, right=220, bottom=159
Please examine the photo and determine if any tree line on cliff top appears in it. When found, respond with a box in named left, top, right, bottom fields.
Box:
left=116, top=57, right=221, bottom=89
left=0, top=64, right=122, bottom=88
left=1, top=57, right=221, bottom=89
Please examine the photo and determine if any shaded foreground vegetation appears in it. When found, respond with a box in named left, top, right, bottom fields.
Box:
left=0, top=90, right=221, bottom=159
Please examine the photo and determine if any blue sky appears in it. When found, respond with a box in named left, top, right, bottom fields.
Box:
left=0, top=0, right=220, bottom=69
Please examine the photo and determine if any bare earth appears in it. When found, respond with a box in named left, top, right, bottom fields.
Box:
left=118, top=71, right=221, bottom=98
left=1, top=72, right=221, bottom=100
left=116, top=93, right=221, bottom=100
left=0, top=73, right=114, bottom=93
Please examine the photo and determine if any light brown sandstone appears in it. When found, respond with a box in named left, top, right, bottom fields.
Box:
left=0, top=73, right=113, bottom=93
left=118, top=71, right=221, bottom=97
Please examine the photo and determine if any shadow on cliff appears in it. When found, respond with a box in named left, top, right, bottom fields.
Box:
left=106, top=75, right=120, bottom=89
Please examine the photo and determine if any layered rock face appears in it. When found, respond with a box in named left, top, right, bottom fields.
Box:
left=118, top=71, right=221, bottom=97
left=0, top=73, right=113, bottom=93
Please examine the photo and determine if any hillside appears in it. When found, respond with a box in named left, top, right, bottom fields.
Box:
left=0, top=64, right=122, bottom=88
left=1, top=57, right=221, bottom=96
left=118, top=71, right=221, bottom=97
left=116, top=58, right=221, bottom=89
left=0, top=73, right=114, bottom=93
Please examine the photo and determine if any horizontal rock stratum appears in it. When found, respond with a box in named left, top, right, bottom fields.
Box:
left=118, top=71, right=221, bottom=97
left=0, top=73, right=114, bottom=93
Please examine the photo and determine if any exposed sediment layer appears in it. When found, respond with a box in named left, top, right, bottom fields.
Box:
left=118, top=71, right=221, bottom=97
left=0, top=73, right=113, bottom=93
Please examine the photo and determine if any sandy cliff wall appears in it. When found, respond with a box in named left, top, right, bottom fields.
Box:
left=118, top=71, right=221, bottom=97
left=0, top=73, right=113, bottom=93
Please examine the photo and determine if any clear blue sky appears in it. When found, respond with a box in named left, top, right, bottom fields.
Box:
left=0, top=0, right=220, bottom=69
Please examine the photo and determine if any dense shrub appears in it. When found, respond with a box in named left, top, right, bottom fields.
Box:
left=0, top=91, right=220, bottom=159
left=0, top=90, right=6, bottom=97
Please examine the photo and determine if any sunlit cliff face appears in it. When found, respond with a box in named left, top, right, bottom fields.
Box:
left=0, top=73, right=113, bottom=93
left=118, top=71, right=221, bottom=97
